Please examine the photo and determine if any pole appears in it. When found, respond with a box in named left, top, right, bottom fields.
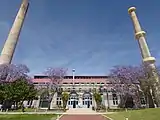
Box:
left=128, top=7, right=160, bottom=107
left=72, top=69, right=75, bottom=90
left=0, top=0, right=29, bottom=64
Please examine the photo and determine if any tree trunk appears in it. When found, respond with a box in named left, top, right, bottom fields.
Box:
left=133, top=91, right=141, bottom=109
left=63, top=101, right=67, bottom=111
left=48, top=101, right=51, bottom=110
left=119, top=95, right=127, bottom=108
left=144, top=94, right=149, bottom=108
left=151, top=86, right=159, bottom=107
left=148, top=91, right=155, bottom=108
left=15, top=101, right=18, bottom=109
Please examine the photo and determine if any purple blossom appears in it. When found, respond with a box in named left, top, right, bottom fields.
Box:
left=109, top=64, right=160, bottom=108
left=109, top=65, right=148, bottom=107
left=44, top=67, right=67, bottom=85
left=0, top=64, right=31, bottom=83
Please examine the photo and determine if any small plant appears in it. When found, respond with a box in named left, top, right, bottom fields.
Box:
left=61, top=92, right=69, bottom=111
left=93, top=92, right=102, bottom=111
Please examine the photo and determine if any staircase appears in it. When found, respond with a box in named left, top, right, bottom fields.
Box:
left=65, top=108, right=97, bottom=114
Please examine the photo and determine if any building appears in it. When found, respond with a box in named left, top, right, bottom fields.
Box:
left=23, top=75, right=122, bottom=109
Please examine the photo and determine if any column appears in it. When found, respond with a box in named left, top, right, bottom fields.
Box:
left=0, top=0, right=29, bottom=64
left=128, top=7, right=160, bottom=106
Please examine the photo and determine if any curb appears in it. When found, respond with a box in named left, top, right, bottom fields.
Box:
left=56, top=114, right=64, bottom=120
left=102, top=114, right=114, bottom=120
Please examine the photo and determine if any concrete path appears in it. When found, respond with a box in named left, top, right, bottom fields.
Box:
left=59, top=115, right=109, bottom=120
left=65, top=108, right=97, bottom=114
left=58, top=108, right=111, bottom=120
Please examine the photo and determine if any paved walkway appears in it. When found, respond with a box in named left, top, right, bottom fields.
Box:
left=59, top=115, right=109, bottom=120
left=65, top=108, right=97, bottom=114
left=58, top=108, right=111, bottom=120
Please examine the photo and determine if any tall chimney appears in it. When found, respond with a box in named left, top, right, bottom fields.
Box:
left=0, top=0, right=29, bottom=64
left=128, top=7, right=160, bottom=107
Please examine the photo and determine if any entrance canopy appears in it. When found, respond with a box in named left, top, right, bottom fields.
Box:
left=83, top=91, right=92, bottom=98
left=70, top=90, right=79, bottom=97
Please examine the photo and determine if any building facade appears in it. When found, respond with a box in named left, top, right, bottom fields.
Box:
left=23, top=75, right=123, bottom=109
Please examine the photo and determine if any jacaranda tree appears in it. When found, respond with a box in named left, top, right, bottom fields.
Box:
left=44, top=67, right=67, bottom=89
left=0, top=64, right=30, bottom=83
left=43, top=67, right=67, bottom=110
left=109, top=65, right=158, bottom=108
left=0, top=64, right=37, bottom=110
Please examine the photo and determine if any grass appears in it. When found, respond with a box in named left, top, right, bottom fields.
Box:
left=9, top=108, right=64, bottom=112
left=11, top=108, right=36, bottom=112
left=106, top=108, right=160, bottom=120
left=0, top=114, right=57, bottom=120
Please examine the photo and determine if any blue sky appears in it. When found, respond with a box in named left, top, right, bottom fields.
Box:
left=0, top=0, right=160, bottom=76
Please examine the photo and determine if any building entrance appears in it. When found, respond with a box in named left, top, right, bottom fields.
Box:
left=82, top=92, right=92, bottom=108
left=39, top=91, right=50, bottom=108
left=68, top=91, right=79, bottom=108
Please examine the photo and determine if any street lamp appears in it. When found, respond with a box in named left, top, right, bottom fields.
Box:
left=72, top=69, right=75, bottom=90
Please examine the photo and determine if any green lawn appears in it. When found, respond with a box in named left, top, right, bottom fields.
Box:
left=106, top=108, right=160, bottom=120
left=0, top=114, right=57, bottom=120
left=11, top=108, right=36, bottom=112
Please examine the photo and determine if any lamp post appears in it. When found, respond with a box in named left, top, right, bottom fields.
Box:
left=72, top=69, right=75, bottom=90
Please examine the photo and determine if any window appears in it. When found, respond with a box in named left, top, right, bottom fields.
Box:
left=68, top=88, right=70, bottom=91
left=61, top=88, right=64, bottom=91
left=112, top=93, right=118, bottom=105
left=56, top=101, right=61, bottom=105
left=56, top=97, right=62, bottom=105
left=34, top=82, right=38, bottom=84
left=140, top=98, right=146, bottom=105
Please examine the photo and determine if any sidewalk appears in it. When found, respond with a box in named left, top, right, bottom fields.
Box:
left=59, top=115, right=109, bottom=120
